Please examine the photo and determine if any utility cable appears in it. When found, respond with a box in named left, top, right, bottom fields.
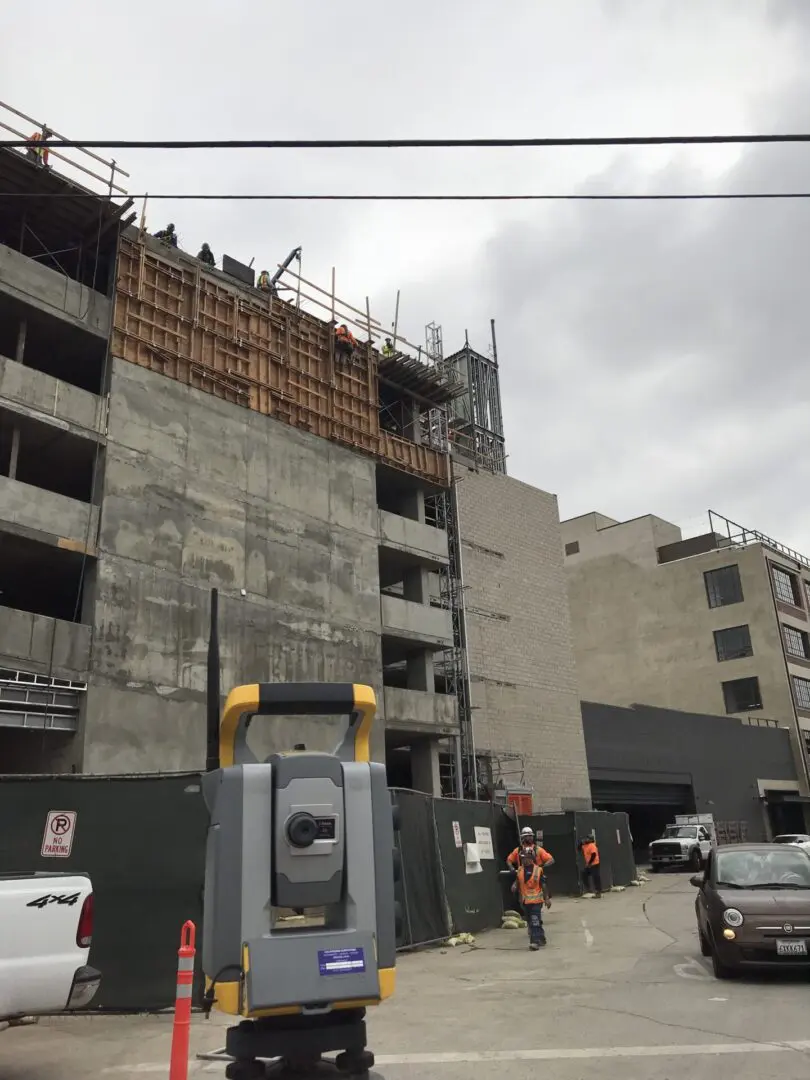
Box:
left=4, top=133, right=810, bottom=150
left=4, top=191, right=810, bottom=202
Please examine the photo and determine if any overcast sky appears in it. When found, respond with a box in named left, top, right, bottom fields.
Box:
left=6, top=1, right=810, bottom=551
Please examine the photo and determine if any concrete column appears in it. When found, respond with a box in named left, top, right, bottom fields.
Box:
left=411, top=738, right=441, bottom=796
left=406, top=649, right=435, bottom=691
left=8, top=426, right=20, bottom=480
left=403, top=566, right=430, bottom=604
left=15, top=319, right=26, bottom=365
left=402, top=401, right=422, bottom=445
left=399, top=488, right=426, bottom=524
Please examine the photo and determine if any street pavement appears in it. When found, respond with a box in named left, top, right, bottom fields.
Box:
left=3, top=873, right=810, bottom=1079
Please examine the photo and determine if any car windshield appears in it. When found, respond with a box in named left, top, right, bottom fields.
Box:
left=664, top=827, right=697, bottom=838
left=716, top=849, right=810, bottom=889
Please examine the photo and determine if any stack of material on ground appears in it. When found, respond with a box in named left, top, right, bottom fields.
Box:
left=501, top=912, right=527, bottom=930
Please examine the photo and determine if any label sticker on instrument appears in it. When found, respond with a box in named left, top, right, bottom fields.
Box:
left=318, top=947, right=366, bottom=976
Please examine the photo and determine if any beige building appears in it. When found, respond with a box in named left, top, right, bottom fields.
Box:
left=561, top=510, right=810, bottom=792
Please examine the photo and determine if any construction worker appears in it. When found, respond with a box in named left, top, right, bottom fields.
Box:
left=382, top=337, right=395, bottom=357
left=507, top=826, right=555, bottom=949
left=580, top=833, right=602, bottom=897
left=154, top=223, right=178, bottom=248
left=27, top=128, right=52, bottom=167
left=197, top=243, right=215, bottom=267
left=335, top=323, right=357, bottom=366
left=257, top=269, right=273, bottom=291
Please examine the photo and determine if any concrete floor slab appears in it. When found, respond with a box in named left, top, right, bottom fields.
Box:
left=3, top=876, right=810, bottom=1079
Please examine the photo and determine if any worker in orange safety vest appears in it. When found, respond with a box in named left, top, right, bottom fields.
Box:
left=580, top=834, right=602, bottom=897
left=506, top=826, right=555, bottom=949
left=27, top=128, right=52, bottom=167
left=334, top=323, right=357, bottom=366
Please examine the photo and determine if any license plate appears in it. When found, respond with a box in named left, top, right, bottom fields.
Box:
left=776, top=939, right=808, bottom=957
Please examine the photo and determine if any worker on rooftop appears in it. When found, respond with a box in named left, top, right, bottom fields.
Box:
left=27, top=127, right=52, bottom=168
left=197, top=243, right=215, bottom=268
left=257, top=269, right=275, bottom=293
left=382, top=337, right=395, bottom=357
left=154, top=223, right=178, bottom=247
left=335, top=323, right=357, bottom=367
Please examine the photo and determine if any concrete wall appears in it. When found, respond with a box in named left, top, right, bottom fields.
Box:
left=82, top=359, right=384, bottom=773
left=583, top=701, right=798, bottom=841
left=380, top=595, right=453, bottom=646
left=0, top=476, right=98, bottom=548
left=383, top=685, right=458, bottom=735
left=0, top=605, right=91, bottom=679
left=561, top=512, right=682, bottom=569
left=378, top=510, right=449, bottom=564
left=0, top=354, right=103, bottom=435
left=0, top=243, right=110, bottom=336
left=455, top=466, right=591, bottom=812
left=564, top=535, right=796, bottom=726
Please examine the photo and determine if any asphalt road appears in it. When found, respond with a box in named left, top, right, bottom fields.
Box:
left=3, top=873, right=810, bottom=1079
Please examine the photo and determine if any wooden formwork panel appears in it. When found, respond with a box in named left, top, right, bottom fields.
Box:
left=112, top=237, right=448, bottom=483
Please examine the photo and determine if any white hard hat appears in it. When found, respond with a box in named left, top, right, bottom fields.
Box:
left=520, top=826, right=534, bottom=839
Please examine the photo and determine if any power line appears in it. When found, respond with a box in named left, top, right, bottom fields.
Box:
left=4, top=191, right=810, bottom=202
left=4, top=133, right=810, bottom=151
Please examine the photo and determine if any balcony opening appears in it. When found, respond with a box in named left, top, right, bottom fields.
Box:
left=0, top=406, right=99, bottom=503
left=0, top=292, right=107, bottom=394
left=0, top=530, right=93, bottom=623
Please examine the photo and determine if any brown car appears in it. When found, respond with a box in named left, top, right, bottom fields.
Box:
left=693, top=843, right=810, bottom=978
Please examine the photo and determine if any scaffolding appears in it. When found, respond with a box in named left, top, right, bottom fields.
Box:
left=445, top=320, right=507, bottom=474
left=426, top=478, right=476, bottom=799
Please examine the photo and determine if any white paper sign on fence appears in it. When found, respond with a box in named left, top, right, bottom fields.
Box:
left=464, top=842, right=483, bottom=874
left=473, top=826, right=494, bottom=860
left=452, top=821, right=462, bottom=848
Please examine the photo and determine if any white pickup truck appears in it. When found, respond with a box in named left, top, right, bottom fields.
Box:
left=649, top=816, right=715, bottom=872
left=0, top=872, right=101, bottom=1027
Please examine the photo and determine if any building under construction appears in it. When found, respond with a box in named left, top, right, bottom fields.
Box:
left=0, top=106, right=590, bottom=811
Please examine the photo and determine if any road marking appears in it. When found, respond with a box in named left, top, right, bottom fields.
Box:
left=100, top=1040, right=810, bottom=1072
left=709, top=997, right=728, bottom=1002
left=581, top=918, right=594, bottom=947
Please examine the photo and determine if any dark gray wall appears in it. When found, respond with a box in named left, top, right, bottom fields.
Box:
left=582, top=701, right=798, bottom=842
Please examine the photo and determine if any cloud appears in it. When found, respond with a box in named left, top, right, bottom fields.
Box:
left=4, top=0, right=810, bottom=550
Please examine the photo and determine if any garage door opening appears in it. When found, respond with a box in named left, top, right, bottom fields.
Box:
left=591, top=778, right=695, bottom=864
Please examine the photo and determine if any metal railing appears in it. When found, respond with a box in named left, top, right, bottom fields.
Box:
left=0, top=100, right=129, bottom=196
left=708, top=510, right=810, bottom=573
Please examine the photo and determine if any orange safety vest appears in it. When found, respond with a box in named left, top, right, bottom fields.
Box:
left=336, top=326, right=355, bottom=345
left=30, top=131, right=49, bottom=164
left=582, top=841, right=600, bottom=867
left=517, top=863, right=544, bottom=904
left=507, top=845, right=552, bottom=869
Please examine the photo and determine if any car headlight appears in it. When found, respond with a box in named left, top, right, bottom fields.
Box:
left=723, top=908, right=744, bottom=928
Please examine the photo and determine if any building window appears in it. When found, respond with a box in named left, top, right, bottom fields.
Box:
left=714, top=625, right=753, bottom=662
left=783, top=625, right=810, bottom=661
left=794, top=676, right=810, bottom=711
left=805, top=580, right=810, bottom=609
left=564, top=541, right=580, bottom=556
left=772, top=566, right=802, bottom=607
left=704, top=565, right=743, bottom=609
left=722, top=676, right=762, bottom=713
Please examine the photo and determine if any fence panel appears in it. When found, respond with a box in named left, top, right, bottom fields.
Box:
left=393, top=789, right=449, bottom=947
left=0, top=773, right=207, bottom=1010
left=432, top=799, right=506, bottom=935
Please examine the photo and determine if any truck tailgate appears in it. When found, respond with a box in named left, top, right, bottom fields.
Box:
left=0, top=874, right=93, bottom=1019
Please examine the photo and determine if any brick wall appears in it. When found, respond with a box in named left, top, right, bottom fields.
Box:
left=455, top=465, right=591, bottom=811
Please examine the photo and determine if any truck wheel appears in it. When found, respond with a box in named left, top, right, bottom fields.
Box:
left=689, top=848, right=702, bottom=871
